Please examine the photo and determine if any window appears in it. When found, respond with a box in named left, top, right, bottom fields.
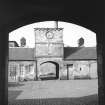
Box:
left=20, top=64, right=24, bottom=75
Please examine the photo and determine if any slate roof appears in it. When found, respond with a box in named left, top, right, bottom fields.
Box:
left=9, top=47, right=97, bottom=60
left=64, top=47, right=97, bottom=60
left=9, top=41, right=19, bottom=47
left=9, top=48, right=34, bottom=60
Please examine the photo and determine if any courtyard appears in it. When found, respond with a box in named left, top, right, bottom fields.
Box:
left=8, top=79, right=98, bottom=105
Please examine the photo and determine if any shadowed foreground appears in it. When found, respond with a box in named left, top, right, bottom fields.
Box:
left=8, top=80, right=98, bottom=105
left=8, top=94, right=98, bottom=105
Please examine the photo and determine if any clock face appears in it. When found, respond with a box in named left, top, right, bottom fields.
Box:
left=46, top=32, right=54, bottom=39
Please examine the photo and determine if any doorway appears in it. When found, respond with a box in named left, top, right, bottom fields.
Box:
left=39, top=61, right=59, bottom=80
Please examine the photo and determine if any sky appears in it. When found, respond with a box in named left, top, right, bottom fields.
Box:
left=9, top=21, right=96, bottom=47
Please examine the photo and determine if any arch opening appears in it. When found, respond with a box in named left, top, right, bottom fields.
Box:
left=40, top=61, right=59, bottom=80
left=7, top=20, right=99, bottom=105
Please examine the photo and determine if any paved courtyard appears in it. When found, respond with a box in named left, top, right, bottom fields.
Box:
left=8, top=79, right=98, bottom=105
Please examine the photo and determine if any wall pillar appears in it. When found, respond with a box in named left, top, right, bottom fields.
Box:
left=0, top=30, right=8, bottom=105
left=67, top=65, right=69, bottom=80
left=97, top=28, right=104, bottom=105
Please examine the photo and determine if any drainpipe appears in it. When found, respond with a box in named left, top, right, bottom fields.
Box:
left=34, top=30, right=38, bottom=81
left=54, top=21, right=58, bottom=28
left=67, top=65, right=69, bottom=80
left=89, top=63, right=91, bottom=79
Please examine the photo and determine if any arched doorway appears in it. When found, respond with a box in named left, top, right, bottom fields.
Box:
left=39, top=61, right=59, bottom=80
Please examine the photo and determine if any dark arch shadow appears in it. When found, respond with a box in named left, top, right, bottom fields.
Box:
left=40, top=61, right=59, bottom=79
left=8, top=19, right=96, bottom=34
left=0, top=1, right=98, bottom=33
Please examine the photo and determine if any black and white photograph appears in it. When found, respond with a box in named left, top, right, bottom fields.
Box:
left=0, top=1, right=104, bottom=105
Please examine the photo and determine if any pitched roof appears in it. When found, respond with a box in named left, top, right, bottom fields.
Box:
left=9, top=47, right=97, bottom=60
left=64, top=47, right=97, bottom=60
left=9, top=41, right=19, bottom=47
left=9, top=48, right=34, bottom=60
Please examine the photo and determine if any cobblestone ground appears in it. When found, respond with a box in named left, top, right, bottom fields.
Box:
left=8, top=79, right=98, bottom=105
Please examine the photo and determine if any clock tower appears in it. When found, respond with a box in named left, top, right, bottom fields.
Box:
left=34, top=28, right=64, bottom=80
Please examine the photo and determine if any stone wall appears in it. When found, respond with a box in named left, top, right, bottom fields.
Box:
left=60, top=60, right=97, bottom=80
left=35, top=43, right=63, bottom=57
left=89, top=61, right=97, bottom=79
left=34, top=28, right=64, bottom=80
left=35, top=28, right=63, bottom=58
left=36, top=58, right=63, bottom=79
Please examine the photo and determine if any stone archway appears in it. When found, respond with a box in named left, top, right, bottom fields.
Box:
left=39, top=61, right=59, bottom=80
left=0, top=1, right=103, bottom=105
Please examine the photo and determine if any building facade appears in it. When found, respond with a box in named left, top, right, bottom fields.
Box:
left=34, top=28, right=64, bottom=80
left=62, top=47, right=97, bottom=80
left=8, top=48, right=36, bottom=82
left=8, top=28, right=97, bottom=82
